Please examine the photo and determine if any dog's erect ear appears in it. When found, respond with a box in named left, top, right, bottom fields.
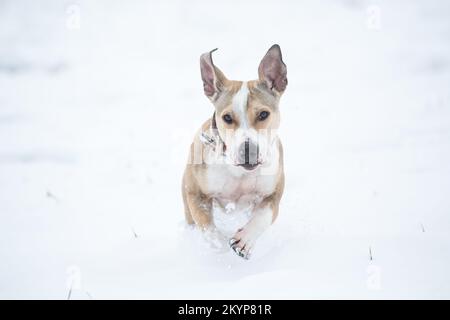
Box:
left=200, top=48, right=228, bottom=100
left=258, top=44, right=287, bottom=94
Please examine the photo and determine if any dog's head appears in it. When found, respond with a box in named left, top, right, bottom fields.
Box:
left=200, top=45, right=287, bottom=171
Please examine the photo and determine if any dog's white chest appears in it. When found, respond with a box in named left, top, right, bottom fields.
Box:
left=206, top=164, right=278, bottom=201
left=206, top=164, right=278, bottom=236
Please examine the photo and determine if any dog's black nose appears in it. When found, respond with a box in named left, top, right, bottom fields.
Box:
left=238, top=139, right=258, bottom=166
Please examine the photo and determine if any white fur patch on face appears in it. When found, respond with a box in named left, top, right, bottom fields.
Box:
left=229, top=81, right=256, bottom=164
left=232, top=81, right=249, bottom=129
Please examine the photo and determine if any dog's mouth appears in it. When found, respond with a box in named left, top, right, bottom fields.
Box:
left=237, top=162, right=261, bottom=171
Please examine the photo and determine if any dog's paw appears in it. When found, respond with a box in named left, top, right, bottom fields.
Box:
left=229, top=228, right=254, bottom=260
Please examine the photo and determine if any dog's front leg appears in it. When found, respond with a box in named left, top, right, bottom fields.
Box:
left=229, top=196, right=280, bottom=259
left=186, top=191, right=213, bottom=230
left=186, top=192, right=228, bottom=250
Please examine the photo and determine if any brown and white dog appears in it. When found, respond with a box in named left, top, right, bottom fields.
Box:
left=182, top=45, right=287, bottom=259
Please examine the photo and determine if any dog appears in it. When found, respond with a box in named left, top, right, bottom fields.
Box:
left=182, top=45, right=287, bottom=259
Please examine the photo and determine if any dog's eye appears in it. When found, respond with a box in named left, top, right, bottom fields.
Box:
left=258, top=111, right=270, bottom=121
left=222, top=114, right=233, bottom=124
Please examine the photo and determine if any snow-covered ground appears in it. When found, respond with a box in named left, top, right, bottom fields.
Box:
left=1, top=0, right=450, bottom=299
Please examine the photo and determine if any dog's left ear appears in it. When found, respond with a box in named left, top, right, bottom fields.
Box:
left=200, top=48, right=228, bottom=101
left=258, top=44, right=287, bottom=94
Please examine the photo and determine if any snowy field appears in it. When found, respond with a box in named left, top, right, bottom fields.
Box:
left=1, top=0, right=450, bottom=299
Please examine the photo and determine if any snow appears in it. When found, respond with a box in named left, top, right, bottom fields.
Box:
left=1, top=0, right=450, bottom=299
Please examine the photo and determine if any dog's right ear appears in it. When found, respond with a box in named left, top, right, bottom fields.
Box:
left=200, top=48, right=228, bottom=100
left=258, top=44, right=287, bottom=94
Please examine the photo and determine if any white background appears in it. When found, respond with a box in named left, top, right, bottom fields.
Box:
left=0, top=0, right=449, bottom=299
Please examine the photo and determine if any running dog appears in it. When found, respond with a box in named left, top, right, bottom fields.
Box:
left=182, top=45, right=287, bottom=259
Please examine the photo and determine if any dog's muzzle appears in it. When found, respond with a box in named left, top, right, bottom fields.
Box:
left=237, top=138, right=259, bottom=170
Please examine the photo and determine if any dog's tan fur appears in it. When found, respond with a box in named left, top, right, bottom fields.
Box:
left=182, top=45, right=287, bottom=259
